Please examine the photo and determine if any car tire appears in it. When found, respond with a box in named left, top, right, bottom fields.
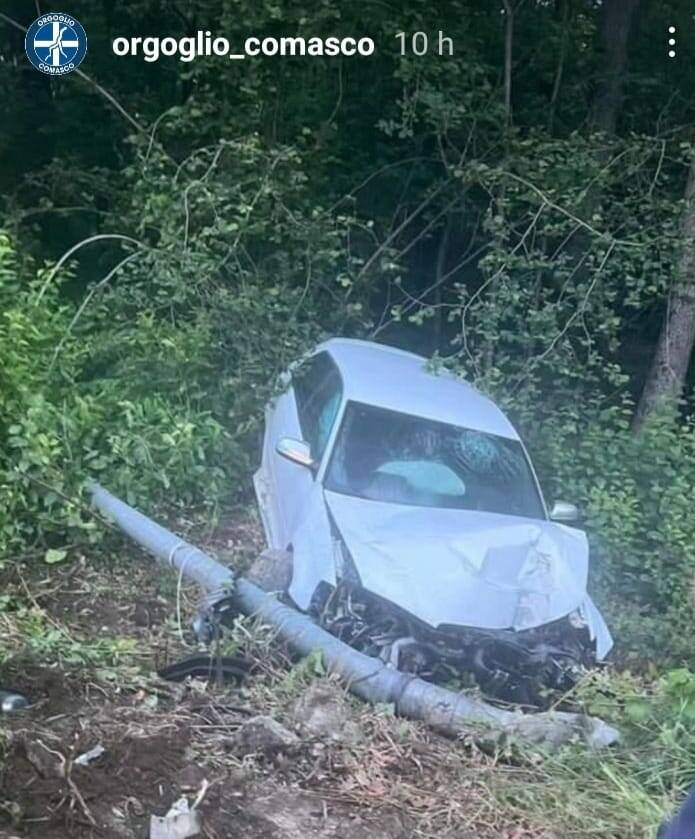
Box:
left=246, top=548, right=292, bottom=593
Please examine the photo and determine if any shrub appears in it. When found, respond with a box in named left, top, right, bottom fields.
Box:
left=526, top=401, right=695, bottom=663
left=0, top=231, right=236, bottom=557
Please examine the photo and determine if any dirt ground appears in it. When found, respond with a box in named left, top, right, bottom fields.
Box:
left=0, top=512, right=543, bottom=839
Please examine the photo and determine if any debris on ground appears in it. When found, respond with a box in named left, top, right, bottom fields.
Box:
left=230, top=714, right=301, bottom=755
left=291, top=680, right=364, bottom=746
left=0, top=689, right=29, bottom=713
left=157, top=654, right=250, bottom=684
left=75, top=744, right=106, bottom=767
left=21, top=735, right=66, bottom=779
left=149, top=796, right=202, bottom=839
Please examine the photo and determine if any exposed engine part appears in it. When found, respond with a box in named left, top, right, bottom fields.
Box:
left=310, top=581, right=596, bottom=706
left=191, top=592, right=237, bottom=644
left=386, top=636, right=420, bottom=669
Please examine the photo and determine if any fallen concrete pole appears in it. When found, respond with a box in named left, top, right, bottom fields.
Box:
left=90, top=482, right=619, bottom=750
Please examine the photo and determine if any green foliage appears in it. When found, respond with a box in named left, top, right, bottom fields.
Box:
left=0, top=594, right=142, bottom=685
left=522, top=402, right=695, bottom=662
left=0, top=228, right=231, bottom=553
left=2, top=0, right=695, bottom=674
left=484, top=666, right=695, bottom=837
left=434, top=130, right=682, bottom=411
left=0, top=129, right=372, bottom=557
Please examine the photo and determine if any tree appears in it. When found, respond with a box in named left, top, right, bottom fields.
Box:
left=634, top=151, right=695, bottom=429
left=590, top=0, right=641, bottom=134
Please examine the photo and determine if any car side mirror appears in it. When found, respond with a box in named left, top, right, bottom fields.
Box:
left=276, top=437, right=315, bottom=470
left=549, top=500, right=580, bottom=523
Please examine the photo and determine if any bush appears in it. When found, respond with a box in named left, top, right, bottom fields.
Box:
left=0, top=136, right=374, bottom=560
left=0, top=231, right=236, bottom=557
left=526, top=401, right=695, bottom=663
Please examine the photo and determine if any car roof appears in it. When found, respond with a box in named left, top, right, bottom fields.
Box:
left=313, top=338, right=519, bottom=440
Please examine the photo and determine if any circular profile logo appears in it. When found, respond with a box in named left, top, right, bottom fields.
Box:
left=25, top=13, right=87, bottom=76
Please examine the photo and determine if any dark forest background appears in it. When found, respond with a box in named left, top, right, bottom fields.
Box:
left=2, top=0, right=695, bottom=664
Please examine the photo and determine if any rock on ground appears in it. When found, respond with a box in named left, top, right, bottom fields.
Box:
left=230, top=715, right=300, bottom=755
left=292, top=680, right=364, bottom=746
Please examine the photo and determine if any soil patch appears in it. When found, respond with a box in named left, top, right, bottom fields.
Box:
left=2, top=726, right=190, bottom=839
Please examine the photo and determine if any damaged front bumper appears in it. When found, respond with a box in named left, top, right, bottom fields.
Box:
left=311, top=582, right=607, bottom=706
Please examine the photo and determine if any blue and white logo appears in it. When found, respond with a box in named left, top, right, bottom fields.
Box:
left=25, top=13, right=87, bottom=76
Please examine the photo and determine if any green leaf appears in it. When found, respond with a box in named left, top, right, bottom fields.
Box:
left=44, top=548, right=68, bottom=565
left=624, top=700, right=651, bottom=723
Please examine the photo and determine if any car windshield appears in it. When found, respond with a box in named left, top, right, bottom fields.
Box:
left=325, top=402, right=545, bottom=519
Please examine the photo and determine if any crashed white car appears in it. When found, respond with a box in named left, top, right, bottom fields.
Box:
left=254, top=338, right=612, bottom=703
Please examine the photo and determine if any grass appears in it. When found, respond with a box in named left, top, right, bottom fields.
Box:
left=474, top=670, right=695, bottom=838
left=485, top=746, right=671, bottom=837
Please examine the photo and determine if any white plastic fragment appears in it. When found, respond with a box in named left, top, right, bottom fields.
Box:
left=149, top=797, right=202, bottom=839
left=0, top=690, right=29, bottom=713
left=75, top=744, right=105, bottom=766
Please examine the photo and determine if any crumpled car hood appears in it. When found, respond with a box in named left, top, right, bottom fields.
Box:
left=325, top=490, right=590, bottom=632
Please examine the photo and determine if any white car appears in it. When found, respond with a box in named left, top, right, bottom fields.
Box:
left=254, top=338, right=612, bottom=703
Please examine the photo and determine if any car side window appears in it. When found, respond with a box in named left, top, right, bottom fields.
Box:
left=293, top=352, right=342, bottom=460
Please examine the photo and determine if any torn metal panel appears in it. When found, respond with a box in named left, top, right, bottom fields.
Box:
left=581, top=595, right=613, bottom=660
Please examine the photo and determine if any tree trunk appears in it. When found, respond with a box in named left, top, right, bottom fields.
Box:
left=502, top=0, right=514, bottom=127
left=432, top=215, right=451, bottom=353
left=591, top=0, right=640, bottom=134
left=564, top=0, right=640, bottom=285
left=548, top=0, right=570, bottom=133
left=633, top=156, right=695, bottom=429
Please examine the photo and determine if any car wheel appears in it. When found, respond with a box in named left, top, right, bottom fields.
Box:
left=246, top=548, right=292, bottom=593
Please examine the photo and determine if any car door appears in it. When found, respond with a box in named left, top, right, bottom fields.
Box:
left=255, top=352, right=343, bottom=550
left=254, top=379, right=299, bottom=549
